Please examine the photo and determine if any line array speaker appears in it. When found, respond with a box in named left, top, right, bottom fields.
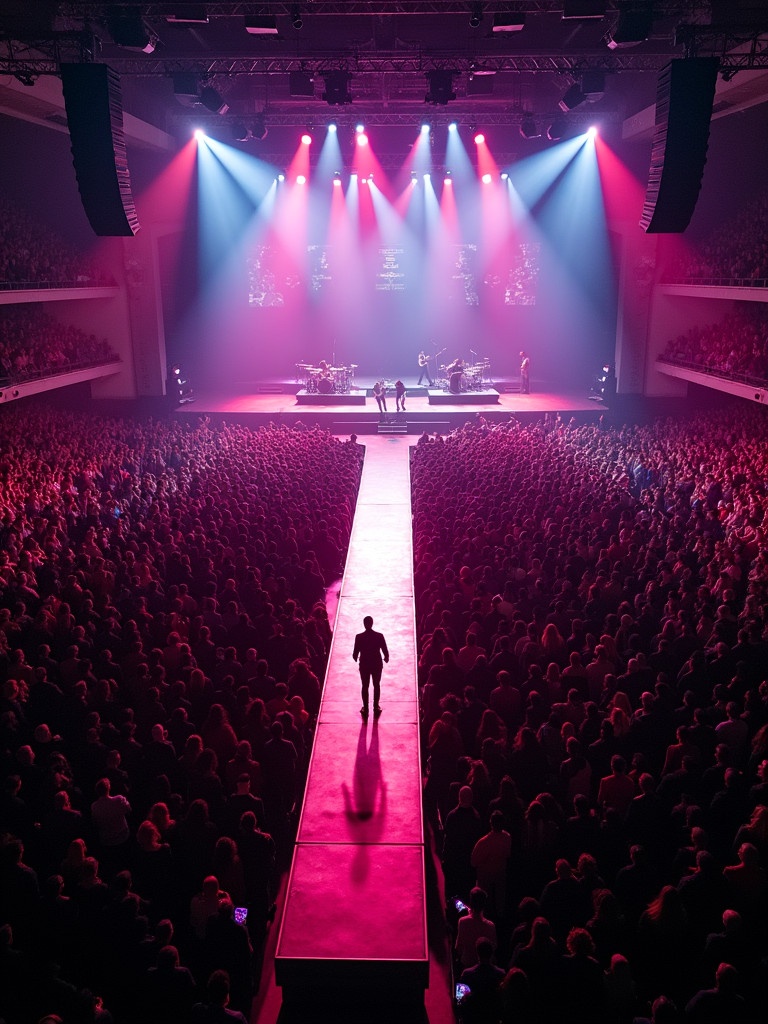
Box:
left=640, top=58, right=719, bottom=234
left=60, top=63, right=140, bottom=237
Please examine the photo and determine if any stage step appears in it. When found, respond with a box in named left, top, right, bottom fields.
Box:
left=377, top=420, right=408, bottom=434
left=254, top=383, right=286, bottom=394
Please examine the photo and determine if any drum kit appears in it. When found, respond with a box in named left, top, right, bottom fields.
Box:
left=296, top=363, right=357, bottom=395
left=437, top=357, right=491, bottom=394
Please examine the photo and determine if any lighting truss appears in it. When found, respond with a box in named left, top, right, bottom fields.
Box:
left=167, top=107, right=622, bottom=127
left=56, top=2, right=713, bottom=17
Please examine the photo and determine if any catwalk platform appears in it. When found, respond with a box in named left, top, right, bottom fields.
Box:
left=175, top=378, right=599, bottom=433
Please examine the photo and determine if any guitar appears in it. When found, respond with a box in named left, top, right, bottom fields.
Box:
left=418, top=347, right=446, bottom=367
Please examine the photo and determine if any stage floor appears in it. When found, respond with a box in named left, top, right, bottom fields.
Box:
left=179, top=381, right=599, bottom=424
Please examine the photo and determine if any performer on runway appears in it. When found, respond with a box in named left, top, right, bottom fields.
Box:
left=519, top=351, right=530, bottom=394
left=373, top=380, right=387, bottom=419
left=417, top=349, right=434, bottom=387
left=395, top=380, right=406, bottom=413
left=352, top=615, right=389, bottom=718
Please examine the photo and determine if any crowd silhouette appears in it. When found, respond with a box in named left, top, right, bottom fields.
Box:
left=0, top=407, right=363, bottom=1023
left=0, top=201, right=112, bottom=290
left=659, top=305, right=768, bottom=384
left=412, top=407, right=768, bottom=1023
left=0, top=306, right=118, bottom=385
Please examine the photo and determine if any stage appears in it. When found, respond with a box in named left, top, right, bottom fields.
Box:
left=175, top=378, right=601, bottom=433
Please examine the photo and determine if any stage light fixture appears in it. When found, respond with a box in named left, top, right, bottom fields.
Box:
left=166, top=7, right=209, bottom=25
left=481, top=173, right=492, bottom=184
left=277, top=172, right=285, bottom=182
left=493, top=13, right=525, bottom=32
left=606, top=3, right=653, bottom=49
left=448, top=122, right=457, bottom=131
left=361, top=177, right=368, bottom=184
left=444, top=176, right=452, bottom=185
left=291, top=6, right=303, bottom=30
left=244, top=16, right=278, bottom=34
left=588, top=125, right=598, bottom=138
left=252, top=117, right=268, bottom=141
left=421, top=123, right=430, bottom=134
left=356, top=132, right=368, bottom=146
left=231, top=120, right=250, bottom=142
left=425, top=70, right=457, bottom=105
left=328, top=123, right=337, bottom=133
left=322, top=71, right=352, bottom=105
left=520, top=115, right=541, bottom=139
left=301, top=133, right=312, bottom=145
left=501, top=172, right=509, bottom=180
left=355, top=123, right=365, bottom=133
left=423, top=173, right=430, bottom=181
left=410, top=170, right=418, bottom=181
left=469, top=4, right=483, bottom=28
left=547, top=118, right=566, bottom=140
left=193, top=128, right=205, bottom=139
left=199, top=85, right=228, bottom=115
left=559, top=84, right=585, bottom=112
left=333, top=177, right=341, bottom=186
left=296, top=174, right=307, bottom=184
left=107, top=10, right=158, bottom=53
left=474, top=132, right=485, bottom=145
left=582, top=71, right=606, bottom=102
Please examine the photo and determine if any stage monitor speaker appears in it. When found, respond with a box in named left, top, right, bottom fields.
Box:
left=640, top=58, right=718, bottom=234
left=60, top=63, right=140, bottom=237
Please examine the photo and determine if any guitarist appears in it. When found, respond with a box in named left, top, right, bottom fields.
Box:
left=417, top=346, right=444, bottom=387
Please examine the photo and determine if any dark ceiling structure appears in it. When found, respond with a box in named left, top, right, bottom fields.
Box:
left=1, top=2, right=767, bottom=130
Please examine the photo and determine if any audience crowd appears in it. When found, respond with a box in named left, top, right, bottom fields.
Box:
left=0, top=201, right=112, bottom=289
left=412, top=406, right=768, bottom=1023
left=0, top=407, right=363, bottom=1023
left=663, top=196, right=768, bottom=284
left=0, top=306, right=118, bottom=385
left=659, top=304, right=768, bottom=384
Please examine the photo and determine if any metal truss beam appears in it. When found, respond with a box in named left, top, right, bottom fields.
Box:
left=172, top=107, right=621, bottom=127
left=57, top=2, right=709, bottom=18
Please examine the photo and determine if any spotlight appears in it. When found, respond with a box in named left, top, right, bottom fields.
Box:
left=547, top=118, right=565, bottom=141
left=448, top=121, right=457, bottom=131
left=474, top=132, right=485, bottom=145
left=587, top=125, right=598, bottom=138
left=421, top=124, right=430, bottom=134
left=291, top=6, right=303, bottom=30
left=559, top=84, right=585, bottom=112
left=322, top=71, right=352, bottom=105
left=333, top=177, right=341, bottom=186
left=193, top=128, right=205, bottom=139
left=410, top=170, right=418, bottom=180
left=425, top=70, right=457, bottom=105
left=296, top=174, right=307, bottom=184
left=356, top=132, right=368, bottom=146
left=469, top=4, right=483, bottom=29
left=481, top=173, right=492, bottom=184
left=361, top=177, right=368, bottom=184
left=328, top=123, right=337, bottom=133
left=355, top=123, right=365, bottom=133
left=199, top=85, right=229, bottom=115
left=519, top=115, right=541, bottom=139
left=277, top=172, right=285, bottom=182
left=301, top=133, right=312, bottom=145
left=501, top=172, right=509, bottom=180
left=423, top=173, right=430, bottom=181
left=444, top=176, right=452, bottom=185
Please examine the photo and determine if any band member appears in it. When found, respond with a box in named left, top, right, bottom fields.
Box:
left=373, top=380, right=387, bottom=418
left=417, top=349, right=434, bottom=387
left=448, top=357, right=464, bottom=395
left=318, top=359, right=329, bottom=373
left=519, top=351, right=530, bottom=394
left=395, top=380, right=406, bottom=412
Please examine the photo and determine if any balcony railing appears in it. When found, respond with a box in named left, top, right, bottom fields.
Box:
left=0, top=278, right=115, bottom=291
left=657, top=356, right=768, bottom=389
left=0, top=355, right=121, bottom=388
left=659, top=275, right=768, bottom=289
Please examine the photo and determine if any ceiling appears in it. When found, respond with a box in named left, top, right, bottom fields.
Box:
left=1, top=2, right=768, bottom=142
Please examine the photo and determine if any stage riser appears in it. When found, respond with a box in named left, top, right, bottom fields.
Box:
left=428, top=389, right=500, bottom=405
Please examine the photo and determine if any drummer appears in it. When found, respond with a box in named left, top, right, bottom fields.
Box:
left=318, top=359, right=329, bottom=373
